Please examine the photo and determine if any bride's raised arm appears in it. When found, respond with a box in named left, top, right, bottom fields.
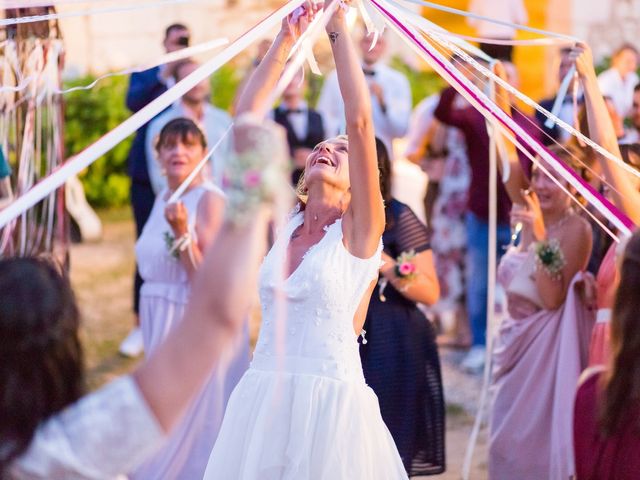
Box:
left=235, top=2, right=320, bottom=117
left=327, top=1, right=385, bottom=257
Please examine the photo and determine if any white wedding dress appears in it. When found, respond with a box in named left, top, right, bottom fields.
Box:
left=203, top=211, right=408, bottom=480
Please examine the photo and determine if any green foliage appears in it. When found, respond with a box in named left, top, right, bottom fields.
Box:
left=210, top=63, right=241, bottom=111
left=64, top=75, right=132, bottom=208
left=390, top=56, right=446, bottom=107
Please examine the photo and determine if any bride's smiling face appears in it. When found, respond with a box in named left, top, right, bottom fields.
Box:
left=304, top=138, right=350, bottom=191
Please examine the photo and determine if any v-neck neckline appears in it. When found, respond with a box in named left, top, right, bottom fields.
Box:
left=283, top=213, right=340, bottom=283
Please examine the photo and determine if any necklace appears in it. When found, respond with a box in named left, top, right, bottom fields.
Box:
left=545, top=209, right=573, bottom=234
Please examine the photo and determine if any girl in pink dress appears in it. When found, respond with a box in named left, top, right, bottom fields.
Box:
left=488, top=64, right=595, bottom=478
left=572, top=43, right=640, bottom=366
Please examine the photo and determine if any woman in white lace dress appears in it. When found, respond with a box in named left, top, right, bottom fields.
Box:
left=204, top=2, right=408, bottom=479
left=1, top=117, right=284, bottom=479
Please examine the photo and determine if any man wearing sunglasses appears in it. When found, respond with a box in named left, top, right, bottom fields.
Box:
left=121, top=23, right=191, bottom=358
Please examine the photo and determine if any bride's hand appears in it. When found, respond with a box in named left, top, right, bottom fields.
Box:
left=281, top=1, right=322, bottom=40
left=325, top=0, right=351, bottom=31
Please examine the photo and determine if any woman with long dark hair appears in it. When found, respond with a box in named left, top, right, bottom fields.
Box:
left=360, top=138, right=444, bottom=476
left=574, top=230, right=640, bottom=479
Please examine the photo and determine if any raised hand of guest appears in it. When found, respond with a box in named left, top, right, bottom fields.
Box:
left=165, top=201, right=189, bottom=237
left=510, top=190, right=545, bottom=246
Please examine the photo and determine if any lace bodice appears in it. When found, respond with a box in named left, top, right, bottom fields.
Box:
left=253, top=211, right=382, bottom=380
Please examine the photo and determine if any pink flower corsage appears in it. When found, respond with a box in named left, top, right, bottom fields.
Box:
left=395, top=250, right=418, bottom=281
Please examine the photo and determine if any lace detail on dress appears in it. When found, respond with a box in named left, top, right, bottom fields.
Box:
left=12, top=376, right=164, bottom=480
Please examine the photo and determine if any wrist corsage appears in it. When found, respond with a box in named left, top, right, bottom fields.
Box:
left=222, top=115, right=291, bottom=226
left=395, top=250, right=418, bottom=281
left=379, top=250, right=418, bottom=301
left=534, top=239, right=566, bottom=281
left=163, top=231, right=191, bottom=259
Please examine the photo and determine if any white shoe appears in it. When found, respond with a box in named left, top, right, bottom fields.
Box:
left=461, top=345, right=486, bottom=373
left=119, top=327, right=144, bottom=358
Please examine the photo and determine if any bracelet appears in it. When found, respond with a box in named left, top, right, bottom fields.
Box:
left=533, top=238, right=566, bottom=281
left=164, top=231, right=191, bottom=259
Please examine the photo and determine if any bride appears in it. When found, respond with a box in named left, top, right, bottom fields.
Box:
left=203, top=1, right=408, bottom=478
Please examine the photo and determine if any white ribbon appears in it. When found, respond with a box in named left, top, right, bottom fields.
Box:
left=0, top=37, right=229, bottom=97
left=266, top=1, right=342, bottom=118
left=370, top=0, right=633, bottom=233
left=171, top=1, right=333, bottom=204
left=399, top=0, right=579, bottom=43
left=545, top=65, right=577, bottom=130
left=385, top=0, right=493, bottom=62
left=421, top=27, right=640, bottom=183
left=4, top=0, right=119, bottom=8
left=0, top=0, right=202, bottom=27
left=355, top=0, right=386, bottom=50
left=0, top=0, right=306, bottom=229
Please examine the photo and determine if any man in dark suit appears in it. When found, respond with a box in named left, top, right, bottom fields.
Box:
left=120, top=23, right=190, bottom=357
left=272, top=68, right=325, bottom=187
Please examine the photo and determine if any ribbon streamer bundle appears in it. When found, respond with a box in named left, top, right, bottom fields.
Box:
left=0, top=13, right=66, bottom=258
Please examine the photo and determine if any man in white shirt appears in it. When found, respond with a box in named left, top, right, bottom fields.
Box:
left=317, top=30, right=412, bottom=160
left=598, top=43, right=639, bottom=120
left=467, top=0, right=528, bottom=61
left=146, top=60, right=233, bottom=194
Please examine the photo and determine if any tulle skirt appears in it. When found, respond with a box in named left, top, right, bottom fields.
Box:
left=203, top=354, right=408, bottom=480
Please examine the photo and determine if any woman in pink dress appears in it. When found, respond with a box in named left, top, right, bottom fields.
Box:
left=572, top=43, right=640, bottom=366
left=488, top=64, right=595, bottom=479
left=574, top=230, right=640, bottom=479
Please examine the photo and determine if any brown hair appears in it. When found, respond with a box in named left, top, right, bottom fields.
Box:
left=0, top=257, right=84, bottom=475
left=599, top=230, right=640, bottom=435
left=155, top=117, right=207, bottom=154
